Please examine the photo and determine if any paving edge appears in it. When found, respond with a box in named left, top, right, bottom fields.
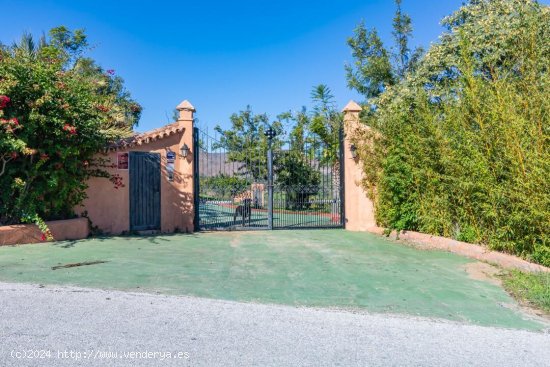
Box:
left=362, top=226, right=549, bottom=273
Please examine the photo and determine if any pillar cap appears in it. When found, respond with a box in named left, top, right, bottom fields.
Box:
left=176, top=100, right=195, bottom=112
left=342, top=100, right=362, bottom=113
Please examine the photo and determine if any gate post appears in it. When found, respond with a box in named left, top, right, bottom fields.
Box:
left=265, top=127, right=276, bottom=230
left=342, top=101, right=376, bottom=231
left=193, top=127, right=200, bottom=232
left=176, top=100, right=196, bottom=232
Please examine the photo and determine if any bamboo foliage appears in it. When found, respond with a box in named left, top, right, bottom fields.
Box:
left=352, top=0, right=549, bottom=266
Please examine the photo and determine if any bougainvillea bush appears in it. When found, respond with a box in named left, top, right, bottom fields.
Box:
left=0, top=27, right=141, bottom=230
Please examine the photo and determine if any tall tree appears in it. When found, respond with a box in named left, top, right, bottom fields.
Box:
left=346, top=0, right=423, bottom=102
left=309, top=85, right=343, bottom=211
left=345, top=23, right=394, bottom=101
left=310, top=85, right=342, bottom=165
left=214, top=106, right=326, bottom=210
left=392, top=0, right=423, bottom=77
left=214, top=106, right=283, bottom=181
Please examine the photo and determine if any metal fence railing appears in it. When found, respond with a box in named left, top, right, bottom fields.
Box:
left=193, top=127, right=344, bottom=231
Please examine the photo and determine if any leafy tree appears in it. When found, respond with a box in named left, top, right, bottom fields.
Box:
left=346, top=0, right=423, bottom=102
left=309, top=85, right=342, bottom=165
left=214, top=106, right=284, bottom=181
left=200, top=174, right=250, bottom=200
left=275, top=108, right=321, bottom=210
left=0, top=27, right=141, bottom=233
left=274, top=149, right=320, bottom=210
left=308, top=85, right=343, bottom=212
left=345, top=24, right=394, bottom=101
left=392, top=0, right=424, bottom=77
left=214, top=106, right=325, bottom=210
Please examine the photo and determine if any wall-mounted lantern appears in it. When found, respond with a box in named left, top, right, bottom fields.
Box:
left=350, top=144, right=358, bottom=159
left=264, top=127, right=276, bottom=140
left=180, top=143, right=190, bottom=158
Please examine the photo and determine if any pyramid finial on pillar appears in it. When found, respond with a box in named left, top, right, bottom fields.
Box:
left=342, top=100, right=362, bottom=113
left=176, top=100, right=195, bottom=122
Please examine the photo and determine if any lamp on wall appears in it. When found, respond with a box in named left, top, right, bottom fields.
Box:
left=350, top=144, right=358, bottom=159
left=180, top=143, right=190, bottom=158
left=264, top=126, right=276, bottom=140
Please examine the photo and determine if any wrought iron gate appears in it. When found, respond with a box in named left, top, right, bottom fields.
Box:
left=193, top=127, right=344, bottom=231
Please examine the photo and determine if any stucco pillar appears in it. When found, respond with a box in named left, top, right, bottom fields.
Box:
left=342, top=100, right=376, bottom=231
left=176, top=100, right=196, bottom=232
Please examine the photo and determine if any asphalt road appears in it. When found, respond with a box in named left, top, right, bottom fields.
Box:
left=0, top=282, right=549, bottom=367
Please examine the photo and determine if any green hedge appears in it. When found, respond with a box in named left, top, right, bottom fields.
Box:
left=354, top=0, right=549, bottom=266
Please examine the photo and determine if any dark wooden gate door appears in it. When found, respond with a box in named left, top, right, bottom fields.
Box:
left=130, top=152, right=161, bottom=231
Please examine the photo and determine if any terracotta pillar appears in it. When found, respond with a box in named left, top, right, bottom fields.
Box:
left=176, top=100, right=196, bottom=232
left=342, top=100, right=376, bottom=231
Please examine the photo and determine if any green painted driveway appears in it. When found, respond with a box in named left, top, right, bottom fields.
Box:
left=0, top=230, right=544, bottom=330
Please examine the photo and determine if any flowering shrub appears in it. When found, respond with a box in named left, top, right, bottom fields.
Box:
left=21, top=213, right=53, bottom=241
left=0, top=96, right=10, bottom=109
left=109, top=174, right=125, bottom=189
left=0, top=27, right=141, bottom=238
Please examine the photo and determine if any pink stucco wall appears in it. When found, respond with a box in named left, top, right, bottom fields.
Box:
left=0, top=218, right=89, bottom=246
left=76, top=105, right=195, bottom=235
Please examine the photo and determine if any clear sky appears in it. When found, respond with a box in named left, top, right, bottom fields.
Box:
left=1, top=0, right=527, bottom=132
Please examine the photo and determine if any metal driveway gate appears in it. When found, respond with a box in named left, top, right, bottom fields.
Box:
left=193, top=127, right=344, bottom=231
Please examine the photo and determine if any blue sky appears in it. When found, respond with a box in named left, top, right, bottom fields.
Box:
left=0, top=0, right=500, bottom=132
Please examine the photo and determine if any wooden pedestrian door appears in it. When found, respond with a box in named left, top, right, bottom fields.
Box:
left=130, top=152, right=161, bottom=231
